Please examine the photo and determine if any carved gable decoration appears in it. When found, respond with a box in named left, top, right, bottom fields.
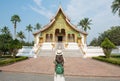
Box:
left=33, top=6, right=87, bottom=35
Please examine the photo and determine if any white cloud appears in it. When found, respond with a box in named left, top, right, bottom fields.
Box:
left=31, top=0, right=54, bottom=19
left=33, top=0, right=42, bottom=6
left=65, top=0, right=120, bottom=43
left=66, top=0, right=110, bottom=23
left=30, top=5, right=53, bottom=19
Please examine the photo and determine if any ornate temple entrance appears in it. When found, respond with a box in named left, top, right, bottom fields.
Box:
left=55, top=29, right=65, bottom=42
left=58, top=36, right=63, bottom=42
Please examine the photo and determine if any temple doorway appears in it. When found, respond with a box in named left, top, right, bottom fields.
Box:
left=58, top=36, right=63, bottom=42
left=55, top=28, right=65, bottom=42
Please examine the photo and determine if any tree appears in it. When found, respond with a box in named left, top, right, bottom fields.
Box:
left=97, top=26, right=120, bottom=46
left=111, top=0, right=120, bottom=17
left=0, top=27, right=12, bottom=55
left=101, top=38, right=116, bottom=58
left=107, top=26, right=120, bottom=45
left=17, top=31, right=25, bottom=42
left=89, top=38, right=99, bottom=46
left=9, top=39, right=22, bottom=58
left=0, top=27, right=22, bottom=57
left=78, top=18, right=92, bottom=32
left=97, top=31, right=109, bottom=46
left=26, top=24, right=33, bottom=43
left=1, top=26, right=10, bottom=34
left=11, top=14, right=21, bottom=39
left=34, top=23, right=41, bottom=30
left=0, top=33, right=12, bottom=55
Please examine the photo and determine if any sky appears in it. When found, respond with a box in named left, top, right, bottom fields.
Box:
left=0, top=0, right=120, bottom=44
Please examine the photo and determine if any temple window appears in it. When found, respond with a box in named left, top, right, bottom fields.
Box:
left=72, top=34, right=75, bottom=42
left=50, top=34, right=53, bottom=42
left=46, top=34, right=48, bottom=42
left=55, top=29, right=60, bottom=35
left=68, top=34, right=75, bottom=42
left=68, top=34, right=70, bottom=42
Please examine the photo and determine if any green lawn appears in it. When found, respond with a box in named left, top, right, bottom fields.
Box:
left=92, top=54, right=120, bottom=66
left=0, top=56, right=28, bottom=66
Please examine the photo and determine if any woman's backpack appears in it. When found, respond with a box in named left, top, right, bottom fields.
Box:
left=55, top=63, right=64, bottom=74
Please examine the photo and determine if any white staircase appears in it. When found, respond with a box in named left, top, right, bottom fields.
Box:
left=17, top=46, right=36, bottom=57
left=62, top=50, right=83, bottom=57
left=38, top=42, right=54, bottom=56
left=38, top=50, right=55, bottom=57
left=65, top=42, right=79, bottom=50
left=63, top=43, right=83, bottom=57
left=41, top=42, right=53, bottom=50
left=38, top=42, right=83, bottom=57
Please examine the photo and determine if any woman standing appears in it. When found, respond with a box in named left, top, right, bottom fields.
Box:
left=54, top=49, right=65, bottom=81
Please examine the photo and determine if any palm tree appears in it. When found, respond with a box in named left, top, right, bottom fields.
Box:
left=26, top=24, right=33, bottom=43
left=78, top=18, right=92, bottom=32
left=34, top=23, right=42, bottom=30
left=17, top=31, right=25, bottom=42
left=1, top=26, right=10, bottom=34
left=11, top=14, right=21, bottom=39
left=111, top=0, right=120, bottom=17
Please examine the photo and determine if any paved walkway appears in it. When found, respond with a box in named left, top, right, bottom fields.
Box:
left=0, top=57, right=120, bottom=77
left=0, top=72, right=120, bottom=81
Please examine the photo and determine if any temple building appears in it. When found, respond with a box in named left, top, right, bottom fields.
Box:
left=33, top=6, right=88, bottom=54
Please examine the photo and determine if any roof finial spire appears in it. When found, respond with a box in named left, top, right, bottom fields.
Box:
left=58, top=0, right=62, bottom=9
left=59, top=0, right=61, bottom=7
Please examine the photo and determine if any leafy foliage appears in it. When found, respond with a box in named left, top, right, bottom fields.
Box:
left=101, top=38, right=116, bottom=58
left=108, top=26, right=120, bottom=45
left=111, top=0, right=120, bottom=17
left=92, top=55, right=120, bottom=66
left=26, top=24, right=33, bottom=32
left=1, top=26, right=10, bottom=34
left=101, top=38, right=116, bottom=49
left=11, top=14, right=21, bottom=39
left=34, top=23, right=42, bottom=30
left=9, top=39, right=22, bottom=49
left=0, top=56, right=28, bottom=66
left=0, top=34, right=12, bottom=55
left=89, top=38, right=99, bottom=46
left=90, top=26, right=120, bottom=46
left=9, top=39, right=22, bottom=58
left=11, top=14, right=21, bottom=24
left=26, top=24, right=33, bottom=43
left=17, top=31, right=25, bottom=41
left=0, top=27, right=22, bottom=57
left=78, top=18, right=92, bottom=32
left=22, top=41, right=34, bottom=46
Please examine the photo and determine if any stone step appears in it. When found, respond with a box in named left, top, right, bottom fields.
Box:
left=41, top=42, right=53, bottom=50
left=38, top=42, right=83, bottom=57
left=38, top=50, right=55, bottom=57
left=38, top=49, right=83, bottom=57
left=62, top=50, right=83, bottom=57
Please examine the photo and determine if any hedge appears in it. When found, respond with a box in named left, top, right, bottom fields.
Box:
left=92, top=55, right=120, bottom=66
left=0, top=56, right=28, bottom=66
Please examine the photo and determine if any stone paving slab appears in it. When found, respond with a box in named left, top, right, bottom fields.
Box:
left=0, top=57, right=120, bottom=77
left=0, top=72, right=120, bottom=81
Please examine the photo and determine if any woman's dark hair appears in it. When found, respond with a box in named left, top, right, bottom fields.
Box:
left=55, top=55, right=64, bottom=64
